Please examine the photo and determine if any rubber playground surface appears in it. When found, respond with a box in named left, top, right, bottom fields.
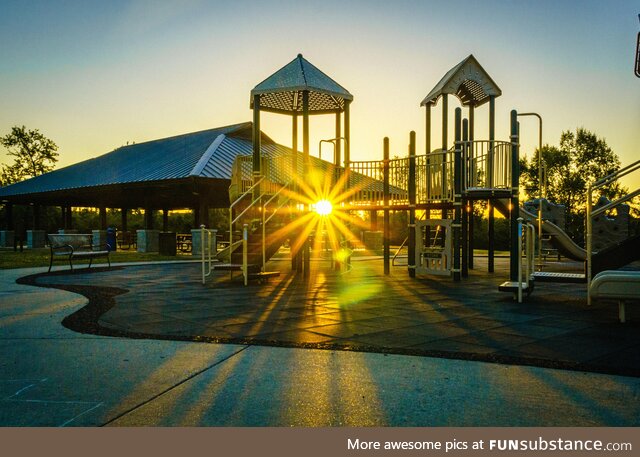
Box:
left=21, top=256, right=640, bottom=378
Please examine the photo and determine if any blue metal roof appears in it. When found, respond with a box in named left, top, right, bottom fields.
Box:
left=0, top=122, right=277, bottom=198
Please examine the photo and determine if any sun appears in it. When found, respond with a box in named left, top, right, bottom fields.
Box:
left=314, top=199, right=333, bottom=216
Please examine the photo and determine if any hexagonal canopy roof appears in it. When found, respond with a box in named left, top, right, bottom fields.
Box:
left=250, top=54, right=353, bottom=115
left=420, top=54, right=501, bottom=108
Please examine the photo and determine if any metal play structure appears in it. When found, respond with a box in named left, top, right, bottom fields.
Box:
left=200, top=53, right=640, bottom=313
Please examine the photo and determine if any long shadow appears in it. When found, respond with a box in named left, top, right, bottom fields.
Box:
left=15, top=264, right=640, bottom=378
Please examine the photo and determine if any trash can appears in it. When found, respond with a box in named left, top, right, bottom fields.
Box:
left=158, top=232, right=177, bottom=256
left=106, top=227, right=117, bottom=252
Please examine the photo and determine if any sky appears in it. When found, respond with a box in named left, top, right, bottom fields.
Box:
left=1, top=0, right=638, bottom=188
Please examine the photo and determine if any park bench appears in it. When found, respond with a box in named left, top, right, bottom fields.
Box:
left=47, top=233, right=111, bottom=272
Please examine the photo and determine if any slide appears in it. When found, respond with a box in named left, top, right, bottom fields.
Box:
left=494, top=199, right=586, bottom=261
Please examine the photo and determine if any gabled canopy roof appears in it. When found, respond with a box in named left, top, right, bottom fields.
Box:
left=250, top=54, right=353, bottom=115
left=0, top=122, right=292, bottom=209
left=420, top=54, right=502, bottom=108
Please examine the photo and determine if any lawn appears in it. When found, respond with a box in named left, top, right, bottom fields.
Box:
left=0, top=248, right=195, bottom=270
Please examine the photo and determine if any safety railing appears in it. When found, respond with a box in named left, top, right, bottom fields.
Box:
left=586, top=158, right=640, bottom=303
left=463, top=140, right=512, bottom=191
left=200, top=225, right=218, bottom=284
left=230, top=139, right=512, bottom=209
left=261, top=181, right=292, bottom=270
left=516, top=218, right=535, bottom=303
left=420, top=149, right=455, bottom=203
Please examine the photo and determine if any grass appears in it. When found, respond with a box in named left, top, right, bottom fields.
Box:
left=0, top=248, right=195, bottom=270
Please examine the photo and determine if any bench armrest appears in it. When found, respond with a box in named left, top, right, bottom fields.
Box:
left=51, top=244, right=73, bottom=255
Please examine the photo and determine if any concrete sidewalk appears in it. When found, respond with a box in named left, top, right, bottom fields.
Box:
left=1, top=262, right=640, bottom=426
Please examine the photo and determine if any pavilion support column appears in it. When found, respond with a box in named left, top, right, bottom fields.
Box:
left=6, top=203, right=14, bottom=230
left=193, top=206, right=200, bottom=228
left=302, top=90, right=310, bottom=278
left=370, top=210, right=378, bottom=231
left=121, top=209, right=128, bottom=232
left=32, top=205, right=41, bottom=230
left=0, top=203, right=14, bottom=248
left=162, top=209, right=169, bottom=232
left=99, top=207, right=107, bottom=230
left=291, top=112, right=301, bottom=272
left=65, top=206, right=73, bottom=229
left=59, top=206, right=65, bottom=230
left=144, top=208, right=154, bottom=230
left=199, top=202, right=209, bottom=231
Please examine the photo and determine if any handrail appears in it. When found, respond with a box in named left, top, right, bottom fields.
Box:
left=392, top=236, right=408, bottom=266
left=262, top=181, right=291, bottom=269
left=592, top=159, right=640, bottom=189
left=200, top=225, right=217, bottom=285
left=586, top=158, right=640, bottom=304
left=230, top=176, right=265, bottom=211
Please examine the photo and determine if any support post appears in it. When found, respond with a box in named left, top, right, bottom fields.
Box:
left=344, top=100, right=351, bottom=169
left=121, top=208, right=128, bottom=232
left=6, top=203, right=13, bottom=230
left=468, top=104, right=475, bottom=270
left=453, top=108, right=462, bottom=282
left=335, top=111, right=341, bottom=167
left=383, top=137, right=390, bottom=275
left=461, top=118, right=469, bottom=278
left=252, top=94, right=262, bottom=203
left=442, top=94, right=448, bottom=219
left=488, top=203, right=495, bottom=273
left=302, top=90, right=310, bottom=276
left=408, top=131, right=416, bottom=278
left=32, top=205, right=40, bottom=230
left=99, top=207, right=107, bottom=230
left=144, top=208, right=154, bottom=229
left=510, top=110, right=520, bottom=282
left=65, top=206, right=73, bottom=229
left=162, top=209, right=169, bottom=232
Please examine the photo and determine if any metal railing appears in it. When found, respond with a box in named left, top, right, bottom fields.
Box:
left=229, top=140, right=513, bottom=209
left=463, top=140, right=512, bottom=191
left=516, top=218, right=535, bottom=303
left=260, top=181, right=292, bottom=270
left=586, top=158, right=640, bottom=304
left=200, top=225, right=217, bottom=285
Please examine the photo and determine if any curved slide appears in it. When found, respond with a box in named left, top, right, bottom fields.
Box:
left=494, top=199, right=587, bottom=261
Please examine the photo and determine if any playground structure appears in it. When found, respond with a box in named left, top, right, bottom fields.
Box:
left=200, top=53, right=640, bottom=316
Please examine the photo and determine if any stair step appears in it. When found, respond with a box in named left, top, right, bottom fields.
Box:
left=532, top=271, right=586, bottom=283
left=214, top=263, right=261, bottom=273
left=248, top=271, right=281, bottom=282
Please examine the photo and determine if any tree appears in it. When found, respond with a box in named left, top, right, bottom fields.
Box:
left=1, top=126, right=58, bottom=186
left=520, top=127, right=627, bottom=242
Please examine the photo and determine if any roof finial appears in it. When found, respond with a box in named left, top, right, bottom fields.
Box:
left=297, top=53, right=303, bottom=58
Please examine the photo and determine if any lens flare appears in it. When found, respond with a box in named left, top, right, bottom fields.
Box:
left=314, top=199, right=333, bottom=216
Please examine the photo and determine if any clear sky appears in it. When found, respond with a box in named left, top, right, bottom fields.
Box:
left=1, top=0, right=638, bottom=187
